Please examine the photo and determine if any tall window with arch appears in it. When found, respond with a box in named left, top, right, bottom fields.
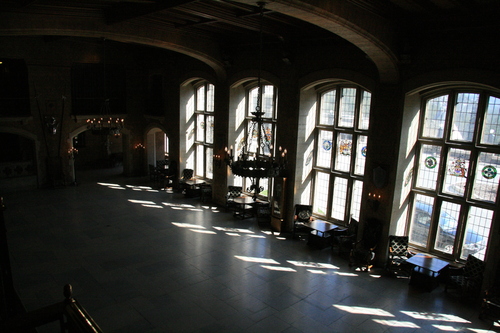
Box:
left=193, top=82, right=214, bottom=179
left=232, top=84, right=277, bottom=200
left=409, top=90, right=499, bottom=261
left=311, top=86, right=371, bottom=223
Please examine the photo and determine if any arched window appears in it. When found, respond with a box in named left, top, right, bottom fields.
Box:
left=311, top=85, right=371, bottom=222
left=193, top=82, right=214, bottom=179
left=230, top=83, right=277, bottom=200
left=408, top=90, right=499, bottom=261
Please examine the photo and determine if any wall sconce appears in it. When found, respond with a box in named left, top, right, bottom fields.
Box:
left=68, top=147, right=78, bottom=159
left=214, top=153, right=222, bottom=168
left=367, top=192, right=381, bottom=211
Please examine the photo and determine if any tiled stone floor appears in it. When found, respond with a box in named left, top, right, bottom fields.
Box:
left=3, top=168, right=499, bottom=332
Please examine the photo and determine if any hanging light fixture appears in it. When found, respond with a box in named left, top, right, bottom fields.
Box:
left=86, top=38, right=124, bottom=137
left=225, top=1, right=287, bottom=201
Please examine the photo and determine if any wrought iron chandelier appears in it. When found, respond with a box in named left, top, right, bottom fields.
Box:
left=86, top=38, right=124, bottom=136
left=225, top=2, right=287, bottom=200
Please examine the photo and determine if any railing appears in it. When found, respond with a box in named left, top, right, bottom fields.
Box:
left=1, top=197, right=101, bottom=332
left=0, top=284, right=103, bottom=333
left=0, top=161, right=35, bottom=179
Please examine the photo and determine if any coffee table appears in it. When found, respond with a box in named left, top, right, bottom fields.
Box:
left=304, top=220, right=339, bottom=249
left=232, top=196, right=255, bottom=219
left=405, top=253, right=449, bottom=291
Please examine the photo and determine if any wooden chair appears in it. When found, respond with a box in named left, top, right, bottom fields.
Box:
left=225, top=186, right=242, bottom=211
left=332, top=217, right=358, bottom=257
left=349, top=218, right=381, bottom=271
left=292, top=204, right=313, bottom=240
left=200, top=184, right=212, bottom=202
left=178, top=168, right=193, bottom=192
left=255, top=202, right=272, bottom=233
left=445, top=254, right=485, bottom=297
left=387, top=235, right=414, bottom=277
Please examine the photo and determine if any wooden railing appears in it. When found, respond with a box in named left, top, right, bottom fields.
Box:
left=0, top=284, right=103, bottom=333
left=1, top=197, right=102, bottom=332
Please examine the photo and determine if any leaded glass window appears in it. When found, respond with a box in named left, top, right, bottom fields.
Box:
left=193, top=82, right=214, bottom=179
left=311, top=85, right=371, bottom=223
left=409, top=90, right=499, bottom=261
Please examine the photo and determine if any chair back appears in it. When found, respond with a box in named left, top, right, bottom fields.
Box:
left=389, top=235, right=409, bottom=256
left=347, top=218, right=359, bottom=236
left=181, top=169, right=193, bottom=180
left=227, top=186, right=242, bottom=199
left=463, top=254, right=485, bottom=279
left=294, top=204, right=313, bottom=222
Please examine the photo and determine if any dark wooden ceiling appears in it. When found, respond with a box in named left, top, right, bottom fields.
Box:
left=2, top=0, right=498, bottom=48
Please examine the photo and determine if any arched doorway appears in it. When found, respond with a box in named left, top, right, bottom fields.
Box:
left=68, top=126, right=125, bottom=183
left=146, top=127, right=169, bottom=167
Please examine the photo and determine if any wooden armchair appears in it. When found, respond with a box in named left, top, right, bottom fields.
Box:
left=349, top=218, right=381, bottom=272
left=445, top=254, right=485, bottom=297
left=225, top=186, right=242, bottom=211
left=332, top=217, right=358, bottom=257
left=292, top=204, right=313, bottom=240
left=387, top=235, right=414, bottom=277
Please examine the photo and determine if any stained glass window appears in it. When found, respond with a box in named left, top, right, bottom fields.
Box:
left=312, top=85, right=370, bottom=223
left=410, top=90, right=498, bottom=261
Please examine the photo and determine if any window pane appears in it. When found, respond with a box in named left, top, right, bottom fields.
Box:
left=319, top=90, right=335, bottom=125
left=338, top=88, right=356, bottom=128
left=354, top=135, right=367, bottom=175
left=316, top=130, right=333, bottom=168
left=247, top=121, right=258, bottom=154
left=443, top=148, right=470, bottom=196
left=481, top=96, right=500, bottom=145
left=434, top=201, right=461, bottom=254
left=422, top=95, right=448, bottom=138
left=450, top=93, right=479, bottom=142
left=330, top=177, right=347, bottom=220
left=196, top=114, right=205, bottom=142
left=206, top=84, right=214, bottom=112
left=196, top=144, right=204, bottom=176
left=416, top=144, right=441, bottom=190
left=358, top=90, right=371, bottom=130
left=462, top=207, right=492, bottom=260
left=259, top=178, right=269, bottom=197
left=335, top=133, right=352, bottom=172
left=471, top=152, right=500, bottom=203
left=313, top=172, right=329, bottom=216
left=262, top=122, right=273, bottom=156
left=409, top=194, right=435, bottom=248
left=206, top=115, right=214, bottom=144
left=350, top=180, right=363, bottom=221
left=206, top=147, right=213, bottom=179
left=262, top=85, right=274, bottom=118
left=196, top=85, right=205, bottom=111
left=248, top=87, right=259, bottom=116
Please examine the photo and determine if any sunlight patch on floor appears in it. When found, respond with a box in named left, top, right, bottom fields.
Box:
left=171, top=222, right=205, bottom=229
left=287, top=260, right=339, bottom=270
left=333, top=305, right=394, bottom=317
left=401, top=311, right=470, bottom=323
left=234, top=255, right=280, bottom=264
left=261, top=265, right=296, bottom=272
left=191, top=229, right=217, bottom=234
left=372, top=319, right=420, bottom=328
left=433, top=324, right=460, bottom=331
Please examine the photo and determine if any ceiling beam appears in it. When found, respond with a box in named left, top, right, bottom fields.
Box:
left=104, top=0, right=199, bottom=25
